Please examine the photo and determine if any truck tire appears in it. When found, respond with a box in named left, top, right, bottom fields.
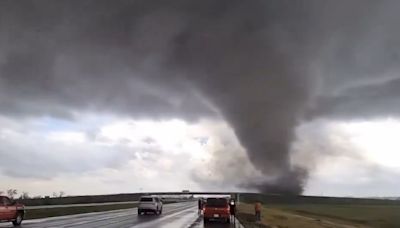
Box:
left=12, top=212, right=23, bottom=226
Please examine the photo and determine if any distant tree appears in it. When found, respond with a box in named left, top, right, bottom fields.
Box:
left=7, top=189, right=17, bottom=199
left=53, top=191, right=66, bottom=198
left=20, top=192, right=30, bottom=199
left=33, top=195, right=42, bottom=199
left=0, top=191, right=3, bottom=196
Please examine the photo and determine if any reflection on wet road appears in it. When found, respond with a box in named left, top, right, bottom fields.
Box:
left=0, top=201, right=242, bottom=228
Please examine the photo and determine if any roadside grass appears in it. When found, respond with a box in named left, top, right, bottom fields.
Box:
left=25, top=203, right=138, bottom=219
left=273, top=204, right=400, bottom=228
left=236, top=203, right=369, bottom=228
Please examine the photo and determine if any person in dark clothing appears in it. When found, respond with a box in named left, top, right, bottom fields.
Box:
left=230, top=199, right=236, bottom=222
left=198, top=198, right=203, bottom=214
left=230, top=200, right=236, bottom=215
left=255, top=201, right=262, bottom=221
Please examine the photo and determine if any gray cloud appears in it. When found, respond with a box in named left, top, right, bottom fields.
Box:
left=311, top=77, right=400, bottom=120
left=0, top=0, right=214, bottom=120
left=2, top=0, right=400, bottom=194
left=307, top=158, right=400, bottom=197
left=0, top=132, right=137, bottom=179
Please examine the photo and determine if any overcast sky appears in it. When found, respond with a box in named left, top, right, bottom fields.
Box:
left=2, top=0, right=400, bottom=197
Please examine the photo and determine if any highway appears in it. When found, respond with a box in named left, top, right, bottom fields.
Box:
left=0, top=201, right=242, bottom=228
left=25, top=201, right=139, bottom=209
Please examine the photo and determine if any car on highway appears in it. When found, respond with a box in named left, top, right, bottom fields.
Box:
left=203, top=197, right=230, bottom=223
left=0, top=196, right=25, bottom=226
left=138, top=196, right=163, bottom=215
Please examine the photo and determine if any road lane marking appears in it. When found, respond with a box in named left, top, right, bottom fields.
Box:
left=161, top=208, right=198, bottom=228
left=23, top=209, right=137, bottom=228
left=131, top=205, right=196, bottom=228
left=26, top=201, right=138, bottom=209
left=58, top=202, right=195, bottom=228
left=0, top=202, right=195, bottom=228
left=15, top=202, right=192, bottom=227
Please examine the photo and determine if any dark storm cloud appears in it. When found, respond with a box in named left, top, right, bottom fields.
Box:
left=311, top=77, right=400, bottom=120
left=0, top=0, right=213, bottom=120
left=1, top=0, right=400, bottom=194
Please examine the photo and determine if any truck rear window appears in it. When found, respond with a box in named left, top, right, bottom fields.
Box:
left=206, top=198, right=228, bottom=208
left=140, top=197, right=153, bottom=202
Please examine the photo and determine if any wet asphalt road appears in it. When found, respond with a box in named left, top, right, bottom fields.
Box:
left=0, top=201, right=241, bottom=228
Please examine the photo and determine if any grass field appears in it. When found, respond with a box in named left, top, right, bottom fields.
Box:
left=237, top=203, right=400, bottom=228
left=25, top=203, right=138, bottom=219
left=237, top=203, right=359, bottom=228
left=274, top=204, right=400, bottom=228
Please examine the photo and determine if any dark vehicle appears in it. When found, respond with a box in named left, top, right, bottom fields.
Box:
left=0, top=196, right=25, bottom=226
left=203, top=198, right=230, bottom=223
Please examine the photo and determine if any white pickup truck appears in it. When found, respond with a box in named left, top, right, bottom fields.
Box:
left=138, top=196, right=163, bottom=215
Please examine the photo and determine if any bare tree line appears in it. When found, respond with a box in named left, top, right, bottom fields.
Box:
left=0, top=189, right=66, bottom=199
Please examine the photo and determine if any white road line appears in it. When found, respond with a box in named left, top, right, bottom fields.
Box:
left=0, top=202, right=195, bottom=228
left=22, top=208, right=137, bottom=224
left=132, top=205, right=195, bottom=228
left=26, top=201, right=138, bottom=209
left=58, top=202, right=193, bottom=227
left=162, top=209, right=198, bottom=228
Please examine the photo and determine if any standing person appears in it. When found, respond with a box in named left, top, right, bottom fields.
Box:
left=255, top=201, right=262, bottom=222
left=230, top=199, right=236, bottom=222
left=198, top=198, right=203, bottom=214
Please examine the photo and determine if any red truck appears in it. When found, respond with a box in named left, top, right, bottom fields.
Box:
left=203, top=197, right=230, bottom=224
left=0, top=196, right=25, bottom=226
